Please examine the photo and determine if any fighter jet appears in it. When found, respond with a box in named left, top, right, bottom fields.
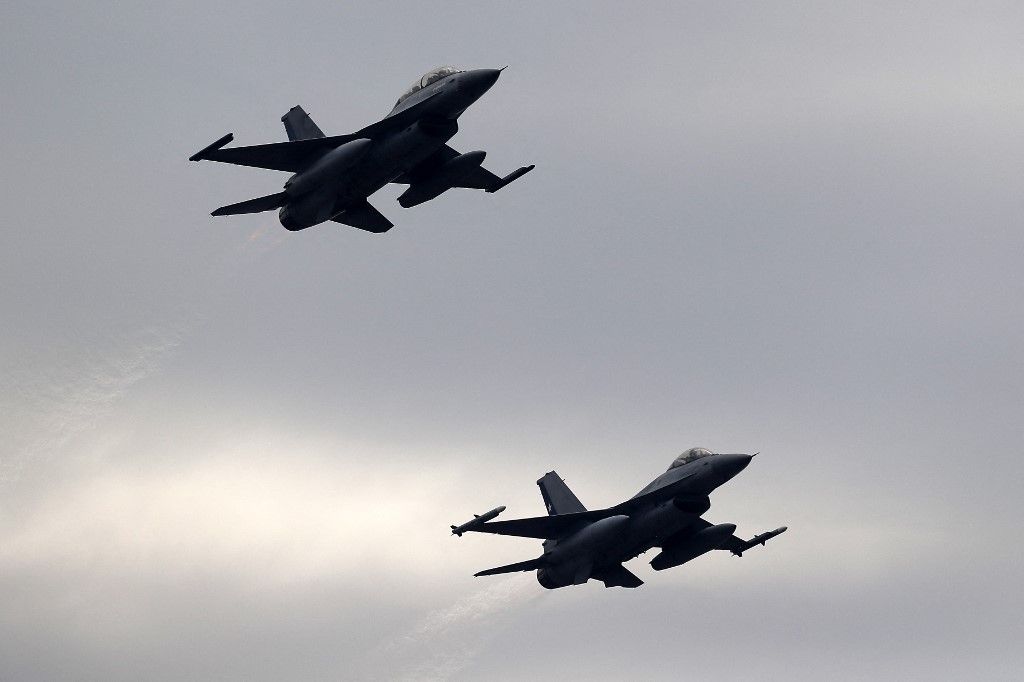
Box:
left=453, top=447, right=787, bottom=589
left=189, top=66, right=534, bottom=233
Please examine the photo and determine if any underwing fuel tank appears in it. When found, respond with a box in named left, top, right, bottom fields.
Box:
left=439, top=150, right=486, bottom=179
left=450, top=506, right=506, bottom=537
left=649, top=523, right=737, bottom=571
left=397, top=151, right=487, bottom=208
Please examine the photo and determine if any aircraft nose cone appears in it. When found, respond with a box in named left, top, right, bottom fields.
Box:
left=716, top=453, right=754, bottom=481
left=477, top=68, right=502, bottom=88
left=462, top=68, right=502, bottom=97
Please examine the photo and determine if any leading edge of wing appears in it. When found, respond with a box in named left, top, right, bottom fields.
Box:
left=466, top=509, right=616, bottom=539
left=193, top=89, right=445, bottom=173
left=197, top=134, right=359, bottom=172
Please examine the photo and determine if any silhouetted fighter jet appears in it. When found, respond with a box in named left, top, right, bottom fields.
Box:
left=190, top=66, right=534, bottom=233
left=453, top=448, right=787, bottom=589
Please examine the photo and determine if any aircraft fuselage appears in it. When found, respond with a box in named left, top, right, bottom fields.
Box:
left=278, top=69, right=500, bottom=231
left=279, top=121, right=454, bottom=230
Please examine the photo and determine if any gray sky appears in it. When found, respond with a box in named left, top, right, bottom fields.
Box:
left=2, top=2, right=1022, bottom=679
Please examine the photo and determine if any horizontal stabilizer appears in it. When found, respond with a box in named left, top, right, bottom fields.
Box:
left=591, top=564, right=644, bottom=588
left=211, top=192, right=287, bottom=216
left=330, top=199, right=393, bottom=233
left=474, top=557, right=544, bottom=577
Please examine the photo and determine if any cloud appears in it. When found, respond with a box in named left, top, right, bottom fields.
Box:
left=3, top=2, right=1023, bottom=679
left=0, top=325, right=184, bottom=481
left=0, top=223, right=289, bottom=484
left=375, top=575, right=540, bottom=681
left=0, top=444, right=462, bottom=588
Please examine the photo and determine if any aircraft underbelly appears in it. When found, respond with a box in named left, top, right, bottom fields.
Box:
left=617, top=501, right=697, bottom=562
left=330, top=125, right=448, bottom=211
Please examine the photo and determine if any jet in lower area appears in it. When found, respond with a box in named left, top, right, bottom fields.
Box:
left=189, top=66, right=534, bottom=233
left=453, top=447, right=787, bottom=589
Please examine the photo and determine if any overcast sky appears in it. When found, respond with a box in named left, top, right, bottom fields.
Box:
left=2, top=2, right=1022, bottom=680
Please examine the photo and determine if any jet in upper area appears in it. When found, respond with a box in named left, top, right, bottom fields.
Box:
left=189, top=66, right=534, bottom=233
left=453, top=448, right=787, bottom=589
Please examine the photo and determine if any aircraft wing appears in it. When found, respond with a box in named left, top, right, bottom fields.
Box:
left=687, top=518, right=788, bottom=556
left=395, top=144, right=533, bottom=192
left=191, top=134, right=360, bottom=172
left=466, top=509, right=615, bottom=539
left=401, top=145, right=503, bottom=190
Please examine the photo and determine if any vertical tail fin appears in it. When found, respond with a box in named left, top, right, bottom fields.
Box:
left=281, top=106, right=325, bottom=141
left=537, top=471, right=587, bottom=515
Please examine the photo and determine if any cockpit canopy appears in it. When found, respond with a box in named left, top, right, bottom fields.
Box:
left=668, top=447, right=714, bottom=470
left=394, top=66, right=462, bottom=108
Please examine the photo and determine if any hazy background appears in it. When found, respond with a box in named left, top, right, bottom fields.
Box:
left=2, top=2, right=1022, bottom=679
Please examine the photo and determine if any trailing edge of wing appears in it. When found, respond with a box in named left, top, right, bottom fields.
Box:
left=468, top=509, right=614, bottom=539
left=474, top=557, right=544, bottom=577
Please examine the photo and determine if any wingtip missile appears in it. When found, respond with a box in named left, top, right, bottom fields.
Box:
left=731, top=526, right=788, bottom=556
left=451, top=506, right=506, bottom=536
left=756, top=526, right=787, bottom=545
left=189, top=133, right=234, bottom=162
